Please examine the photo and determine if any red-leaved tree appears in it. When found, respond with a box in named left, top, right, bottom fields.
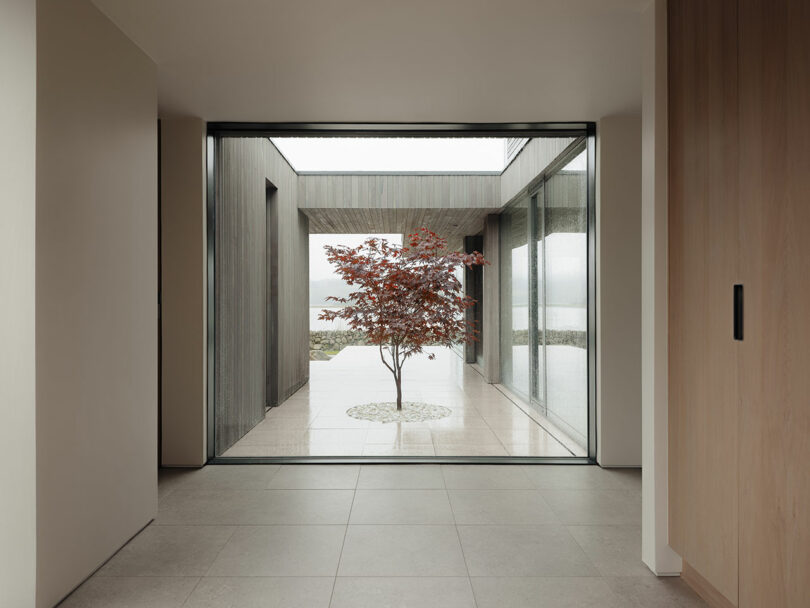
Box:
left=319, top=228, right=487, bottom=410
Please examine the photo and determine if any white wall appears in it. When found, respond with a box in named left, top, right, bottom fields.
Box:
left=160, top=117, right=207, bottom=466
left=641, top=0, right=682, bottom=576
left=597, top=115, right=642, bottom=466
left=0, top=0, right=37, bottom=606
left=36, top=1, right=158, bottom=605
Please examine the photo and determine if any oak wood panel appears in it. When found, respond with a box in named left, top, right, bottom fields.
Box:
left=738, top=1, right=810, bottom=605
left=682, top=561, right=737, bottom=608
left=668, top=0, right=739, bottom=604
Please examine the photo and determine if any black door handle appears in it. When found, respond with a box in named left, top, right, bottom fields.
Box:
left=733, top=284, right=743, bottom=341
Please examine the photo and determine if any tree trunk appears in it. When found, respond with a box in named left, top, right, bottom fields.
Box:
left=395, top=374, right=402, bottom=410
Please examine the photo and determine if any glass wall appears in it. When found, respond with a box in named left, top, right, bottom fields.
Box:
left=500, top=140, right=589, bottom=450
left=499, top=196, right=530, bottom=398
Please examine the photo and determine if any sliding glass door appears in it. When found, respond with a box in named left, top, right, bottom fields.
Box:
left=500, top=140, right=590, bottom=451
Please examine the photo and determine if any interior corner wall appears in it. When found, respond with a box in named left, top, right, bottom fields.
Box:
left=215, top=137, right=309, bottom=454
left=0, top=1, right=37, bottom=606
left=160, top=117, right=207, bottom=467
left=36, top=1, right=158, bottom=606
left=596, top=115, right=643, bottom=467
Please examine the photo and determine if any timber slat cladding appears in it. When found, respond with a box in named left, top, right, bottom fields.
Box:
left=215, top=138, right=309, bottom=454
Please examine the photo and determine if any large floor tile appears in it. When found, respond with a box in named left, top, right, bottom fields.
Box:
left=567, top=525, right=648, bottom=576
left=228, top=429, right=308, bottom=446
left=350, top=489, right=453, bottom=524
left=431, top=428, right=501, bottom=445
left=168, top=465, right=279, bottom=490
left=267, top=464, right=359, bottom=489
left=471, top=577, right=625, bottom=608
left=158, top=468, right=193, bottom=502
left=338, top=525, right=467, bottom=576
left=365, top=427, right=433, bottom=444
left=523, top=465, right=641, bottom=490
left=457, top=524, right=598, bottom=577
left=97, top=525, right=233, bottom=577
left=606, top=574, right=708, bottom=607
left=448, top=490, right=558, bottom=524
left=540, top=489, right=641, bottom=524
left=361, top=444, right=436, bottom=456
left=442, top=465, right=533, bottom=489
left=207, top=525, right=345, bottom=576
left=304, top=429, right=369, bottom=443
left=309, top=416, right=370, bottom=429
left=503, top=442, right=573, bottom=457
left=357, top=465, right=445, bottom=489
left=434, top=444, right=509, bottom=456
left=330, top=577, right=476, bottom=608
left=156, top=489, right=354, bottom=524
left=59, top=577, right=198, bottom=608
left=184, top=577, right=334, bottom=608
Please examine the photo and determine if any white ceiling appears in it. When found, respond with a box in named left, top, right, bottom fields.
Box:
left=91, top=0, right=645, bottom=123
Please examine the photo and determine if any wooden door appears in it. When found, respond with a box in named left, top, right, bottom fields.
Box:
left=737, top=1, right=810, bottom=605
left=668, top=0, right=740, bottom=604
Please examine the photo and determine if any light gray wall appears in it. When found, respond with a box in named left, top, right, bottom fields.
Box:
left=36, top=1, right=158, bottom=606
left=597, top=115, right=642, bottom=467
left=160, top=117, right=207, bottom=466
left=0, top=0, right=37, bottom=605
left=215, top=138, right=309, bottom=454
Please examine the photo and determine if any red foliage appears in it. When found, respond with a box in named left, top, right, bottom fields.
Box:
left=319, top=228, right=487, bottom=409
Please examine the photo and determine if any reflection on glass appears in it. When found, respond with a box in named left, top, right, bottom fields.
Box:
left=532, top=187, right=545, bottom=408
left=544, top=149, right=588, bottom=445
left=499, top=144, right=589, bottom=451
left=499, top=196, right=530, bottom=398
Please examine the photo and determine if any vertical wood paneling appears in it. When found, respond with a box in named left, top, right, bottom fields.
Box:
left=668, top=0, right=739, bottom=604
left=215, top=138, right=266, bottom=454
left=738, top=1, right=810, bottom=605
left=500, top=137, right=575, bottom=205
left=297, top=174, right=500, bottom=209
left=215, top=137, right=309, bottom=454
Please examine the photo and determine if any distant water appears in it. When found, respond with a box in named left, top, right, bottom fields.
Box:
left=311, top=307, right=352, bottom=331
left=311, top=306, right=585, bottom=332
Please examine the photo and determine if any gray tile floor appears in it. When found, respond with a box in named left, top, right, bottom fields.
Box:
left=60, top=465, right=706, bottom=607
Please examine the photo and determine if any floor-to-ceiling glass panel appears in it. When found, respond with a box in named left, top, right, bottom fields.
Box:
left=531, top=186, right=546, bottom=410
left=499, top=196, right=530, bottom=399
left=543, top=148, right=588, bottom=446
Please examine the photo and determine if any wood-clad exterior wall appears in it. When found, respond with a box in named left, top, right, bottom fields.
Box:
left=668, top=0, right=810, bottom=605
left=214, top=137, right=309, bottom=454
left=299, top=173, right=500, bottom=209
left=500, top=137, right=576, bottom=205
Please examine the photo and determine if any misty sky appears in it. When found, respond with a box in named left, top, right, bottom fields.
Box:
left=309, top=233, right=403, bottom=283
left=272, top=137, right=506, bottom=172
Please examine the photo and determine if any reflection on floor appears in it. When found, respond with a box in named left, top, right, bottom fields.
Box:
left=60, top=465, right=706, bottom=607
left=223, top=346, right=585, bottom=458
